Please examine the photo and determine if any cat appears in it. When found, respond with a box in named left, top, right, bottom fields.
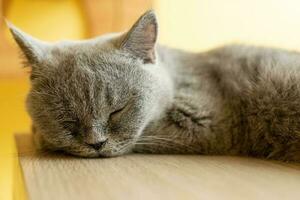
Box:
left=7, top=10, right=300, bottom=161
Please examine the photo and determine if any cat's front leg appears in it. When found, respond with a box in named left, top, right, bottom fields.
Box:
left=134, top=96, right=219, bottom=154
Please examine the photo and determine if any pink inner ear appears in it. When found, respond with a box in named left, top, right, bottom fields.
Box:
left=119, top=10, right=158, bottom=64
left=144, top=24, right=157, bottom=63
left=145, top=24, right=157, bottom=44
left=121, top=23, right=157, bottom=63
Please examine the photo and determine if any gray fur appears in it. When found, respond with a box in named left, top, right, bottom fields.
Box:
left=8, top=11, right=300, bottom=161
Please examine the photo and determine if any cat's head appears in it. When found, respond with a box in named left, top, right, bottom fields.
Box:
left=8, top=10, right=173, bottom=157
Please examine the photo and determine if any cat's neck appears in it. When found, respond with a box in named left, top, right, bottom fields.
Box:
left=138, top=46, right=180, bottom=123
left=158, top=45, right=201, bottom=86
left=143, top=45, right=198, bottom=121
left=137, top=46, right=201, bottom=143
left=156, top=45, right=199, bottom=79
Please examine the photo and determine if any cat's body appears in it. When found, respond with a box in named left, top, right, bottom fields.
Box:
left=7, top=11, right=300, bottom=161
left=137, top=45, right=300, bottom=161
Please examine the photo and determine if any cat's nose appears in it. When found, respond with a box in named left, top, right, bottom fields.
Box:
left=86, top=139, right=108, bottom=150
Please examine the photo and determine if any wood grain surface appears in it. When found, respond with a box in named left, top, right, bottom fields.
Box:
left=15, top=134, right=300, bottom=200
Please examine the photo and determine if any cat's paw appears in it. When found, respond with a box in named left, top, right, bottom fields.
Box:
left=168, top=97, right=213, bottom=131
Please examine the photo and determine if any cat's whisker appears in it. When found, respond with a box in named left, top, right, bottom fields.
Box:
left=136, top=136, right=198, bottom=152
left=117, top=144, right=131, bottom=154
left=114, top=139, right=135, bottom=154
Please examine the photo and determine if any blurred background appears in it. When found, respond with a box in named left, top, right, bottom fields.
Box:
left=2, top=0, right=300, bottom=199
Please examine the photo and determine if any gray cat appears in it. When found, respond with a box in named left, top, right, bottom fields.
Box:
left=8, top=10, right=300, bottom=161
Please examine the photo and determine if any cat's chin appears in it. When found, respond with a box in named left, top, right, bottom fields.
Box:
left=66, top=149, right=126, bottom=158
left=97, top=150, right=127, bottom=158
left=65, top=151, right=97, bottom=158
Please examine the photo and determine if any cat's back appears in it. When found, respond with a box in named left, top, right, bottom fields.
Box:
left=158, top=44, right=300, bottom=161
left=199, top=44, right=300, bottom=94
left=207, top=44, right=300, bottom=73
left=204, top=45, right=300, bottom=161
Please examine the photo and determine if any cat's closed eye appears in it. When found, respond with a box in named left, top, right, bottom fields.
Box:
left=109, top=106, right=126, bottom=119
left=70, top=128, right=79, bottom=137
left=109, top=99, right=134, bottom=120
left=63, top=120, right=79, bottom=137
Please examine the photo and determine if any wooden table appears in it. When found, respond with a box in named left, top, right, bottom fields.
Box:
left=15, top=134, right=300, bottom=200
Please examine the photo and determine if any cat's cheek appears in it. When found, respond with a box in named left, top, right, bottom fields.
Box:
left=98, top=142, right=133, bottom=157
left=68, top=150, right=99, bottom=158
left=32, top=125, right=46, bottom=150
left=99, top=150, right=128, bottom=157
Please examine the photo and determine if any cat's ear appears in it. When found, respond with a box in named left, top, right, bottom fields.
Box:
left=120, top=10, right=158, bottom=64
left=6, top=21, right=49, bottom=65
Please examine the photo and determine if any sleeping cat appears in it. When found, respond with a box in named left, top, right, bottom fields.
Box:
left=8, top=10, right=300, bottom=161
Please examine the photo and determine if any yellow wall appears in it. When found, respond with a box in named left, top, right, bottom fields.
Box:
left=155, top=0, right=300, bottom=51
left=1, top=1, right=87, bottom=199
left=5, top=0, right=87, bottom=41
left=1, top=0, right=87, bottom=77
left=0, top=78, right=30, bottom=200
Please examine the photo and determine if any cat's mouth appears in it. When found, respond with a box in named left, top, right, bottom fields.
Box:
left=65, top=145, right=130, bottom=158
left=66, top=150, right=106, bottom=158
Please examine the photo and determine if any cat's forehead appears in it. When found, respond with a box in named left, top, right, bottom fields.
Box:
left=53, top=32, right=122, bottom=49
left=33, top=33, right=145, bottom=92
left=42, top=47, right=142, bottom=92
left=49, top=39, right=139, bottom=72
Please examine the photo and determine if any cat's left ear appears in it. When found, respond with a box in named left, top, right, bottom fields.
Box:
left=6, top=21, right=50, bottom=66
left=120, top=10, right=158, bottom=64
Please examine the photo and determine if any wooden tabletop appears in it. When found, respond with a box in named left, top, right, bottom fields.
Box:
left=15, top=134, right=300, bottom=200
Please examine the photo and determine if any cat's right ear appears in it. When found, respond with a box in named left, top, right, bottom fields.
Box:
left=119, top=10, right=158, bottom=64
left=6, top=21, right=50, bottom=66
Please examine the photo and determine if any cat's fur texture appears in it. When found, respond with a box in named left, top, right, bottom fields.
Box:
left=8, top=11, right=300, bottom=161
